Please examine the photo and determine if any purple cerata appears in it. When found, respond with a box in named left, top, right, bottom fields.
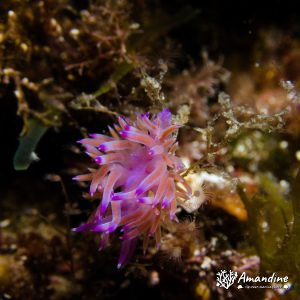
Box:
left=73, top=109, right=192, bottom=268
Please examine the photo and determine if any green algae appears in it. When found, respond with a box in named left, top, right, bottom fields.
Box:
left=13, top=119, right=48, bottom=170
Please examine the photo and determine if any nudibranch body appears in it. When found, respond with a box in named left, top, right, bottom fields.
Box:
left=73, top=109, right=192, bottom=268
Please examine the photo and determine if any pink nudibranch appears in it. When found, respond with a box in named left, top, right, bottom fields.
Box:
left=73, top=109, right=191, bottom=268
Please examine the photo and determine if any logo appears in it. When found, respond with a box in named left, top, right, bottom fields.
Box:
left=216, top=270, right=238, bottom=289
left=215, top=270, right=291, bottom=291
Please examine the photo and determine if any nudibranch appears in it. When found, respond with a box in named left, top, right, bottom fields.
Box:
left=73, top=109, right=192, bottom=268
